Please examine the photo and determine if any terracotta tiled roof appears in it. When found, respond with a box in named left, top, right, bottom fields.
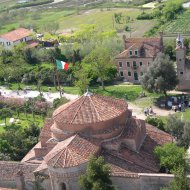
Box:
left=44, top=134, right=99, bottom=168
left=26, top=41, right=39, bottom=48
left=125, top=37, right=161, bottom=46
left=0, top=161, right=38, bottom=181
left=39, top=118, right=53, bottom=142
left=103, top=124, right=174, bottom=174
left=0, top=28, right=32, bottom=42
left=0, top=188, right=16, bottom=190
left=53, top=94, right=128, bottom=125
left=116, top=37, right=161, bottom=59
left=21, top=142, right=42, bottom=163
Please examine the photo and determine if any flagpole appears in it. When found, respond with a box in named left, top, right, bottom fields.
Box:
left=54, top=59, right=62, bottom=98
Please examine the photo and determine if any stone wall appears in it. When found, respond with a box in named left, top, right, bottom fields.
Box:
left=112, top=173, right=175, bottom=190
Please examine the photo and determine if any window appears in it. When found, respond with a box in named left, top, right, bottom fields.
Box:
left=148, top=62, right=150, bottom=66
left=140, top=62, right=142, bottom=66
left=179, top=59, right=181, bottom=61
left=127, top=62, right=130, bottom=67
left=6, top=42, right=11, bottom=46
left=140, top=72, right=143, bottom=76
left=119, top=62, right=122, bottom=67
left=120, top=71, right=124, bottom=77
left=180, top=71, right=183, bottom=75
left=133, top=61, right=137, bottom=66
left=135, top=50, right=138, bottom=55
left=129, top=51, right=132, bottom=56
left=128, top=71, right=131, bottom=76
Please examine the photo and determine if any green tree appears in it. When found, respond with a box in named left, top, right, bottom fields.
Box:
left=0, top=108, right=12, bottom=126
left=162, top=0, right=183, bottom=21
left=74, top=63, right=92, bottom=94
left=165, top=115, right=184, bottom=139
left=79, top=156, right=116, bottom=190
left=83, top=47, right=116, bottom=89
left=140, top=53, right=178, bottom=96
left=154, top=143, right=186, bottom=172
left=162, top=166, right=190, bottom=190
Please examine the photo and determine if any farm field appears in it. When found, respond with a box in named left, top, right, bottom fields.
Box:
left=161, top=9, right=190, bottom=34
left=0, top=7, right=155, bottom=37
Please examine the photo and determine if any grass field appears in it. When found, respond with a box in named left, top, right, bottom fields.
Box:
left=0, top=7, right=155, bottom=37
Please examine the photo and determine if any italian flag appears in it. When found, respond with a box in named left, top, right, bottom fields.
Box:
left=56, top=60, right=69, bottom=70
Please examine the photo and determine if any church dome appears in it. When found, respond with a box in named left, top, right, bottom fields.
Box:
left=51, top=92, right=130, bottom=140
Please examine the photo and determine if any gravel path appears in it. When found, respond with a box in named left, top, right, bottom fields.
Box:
left=0, top=87, right=79, bottom=102
left=128, top=102, right=175, bottom=120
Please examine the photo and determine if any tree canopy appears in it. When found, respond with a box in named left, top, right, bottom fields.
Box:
left=79, top=156, right=116, bottom=190
left=154, top=143, right=186, bottom=172
left=140, top=53, right=178, bottom=95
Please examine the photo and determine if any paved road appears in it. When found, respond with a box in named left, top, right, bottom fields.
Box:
left=0, top=87, right=79, bottom=102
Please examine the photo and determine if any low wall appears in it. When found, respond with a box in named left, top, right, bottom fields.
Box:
left=112, top=173, right=177, bottom=190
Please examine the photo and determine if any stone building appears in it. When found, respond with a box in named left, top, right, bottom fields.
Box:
left=0, top=92, right=174, bottom=190
left=115, top=34, right=163, bottom=83
left=176, top=34, right=190, bottom=90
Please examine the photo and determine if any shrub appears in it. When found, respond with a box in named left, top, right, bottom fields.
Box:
left=145, top=116, right=165, bottom=131
left=137, top=13, right=154, bottom=20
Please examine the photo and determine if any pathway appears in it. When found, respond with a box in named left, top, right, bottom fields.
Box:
left=128, top=102, right=175, bottom=120
left=0, top=86, right=177, bottom=120
left=0, top=87, right=79, bottom=102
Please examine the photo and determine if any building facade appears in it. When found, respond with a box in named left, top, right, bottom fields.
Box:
left=115, top=34, right=163, bottom=83
left=176, top=34, right=190, bottom=90
left=0, top=28, right=34, bottom=49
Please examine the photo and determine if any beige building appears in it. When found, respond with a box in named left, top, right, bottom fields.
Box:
left=0, top=92, right=175, bottom=190
left=115, top=34, right=163, bottom=83
left=176, top=34, right=190, bottom=90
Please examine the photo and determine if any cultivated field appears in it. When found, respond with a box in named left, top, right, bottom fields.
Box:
left=161, top=9, right=190, bottom=34
left=0, top=7, right=155, bottom=37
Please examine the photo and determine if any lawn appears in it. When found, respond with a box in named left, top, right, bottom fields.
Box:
left=0, top=112, right=44, bottom=133
left=0, top=8, right=155, bottom=37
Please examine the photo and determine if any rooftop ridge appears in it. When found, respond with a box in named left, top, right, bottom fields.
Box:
left=89, top=96, right=103, bottom=122
left=70, top=96, right=87, bottom=124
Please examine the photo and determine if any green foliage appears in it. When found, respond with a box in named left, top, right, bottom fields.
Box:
left=162, top=166, right=190, bottom=190
left=137, top=12, right=154, bottom=20
left=162, top=0, right=184, bottom=21
left=53, top=97, right=69, bottom=109
left=164, top=45, right=176, bottom=60
left=165, top=115, right=190, bottom=148
left=165, top=115, right=184, bottom=139
left=74, top=63, right=92, bottom=94
left=0, top=108, right=13, bottom=126
left=140, top=53, right=178, bottom=95
left=154, top=143, right=186, bottom=171
left=145, top=116, right=165, bottom=131
left=83, top=46, right=116, bottom=89
left=79, top=156, right=116, bottom=190
left=0, top=123, right=40, bottom=161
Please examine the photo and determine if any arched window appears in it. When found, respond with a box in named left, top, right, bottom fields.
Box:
left=61, top=183, right=66, bottom=190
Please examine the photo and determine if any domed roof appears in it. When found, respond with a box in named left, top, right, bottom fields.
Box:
left=44, top=135, right=99, bottom=168
left=53, top=93, right=128, bottom=125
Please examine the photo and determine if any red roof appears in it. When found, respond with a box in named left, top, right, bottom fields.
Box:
left=116, top=36, right=162, bottom=59
left=53, top=93, right=128, bottom=125
left=44, top=135, right=99, bottom=168
left=0, top=28, right=32, bottom=42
